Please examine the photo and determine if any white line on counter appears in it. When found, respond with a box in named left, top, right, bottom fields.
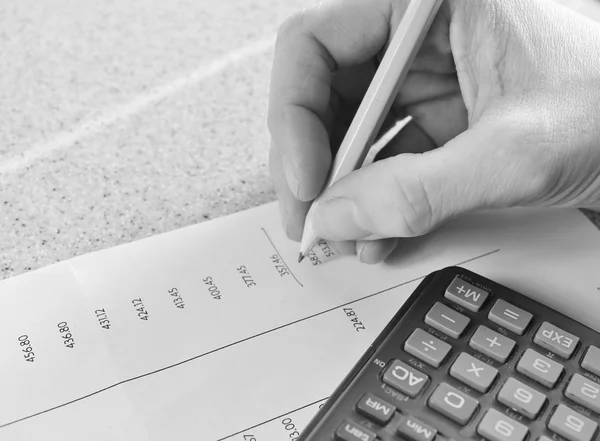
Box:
left=0, top=36, right=275, bottom=175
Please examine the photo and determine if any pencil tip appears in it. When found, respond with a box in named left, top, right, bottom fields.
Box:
left=298, top=253, right=305, bottom=263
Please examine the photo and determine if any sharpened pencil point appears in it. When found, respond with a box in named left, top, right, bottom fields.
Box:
left=298, top=253, right=305, bottom=263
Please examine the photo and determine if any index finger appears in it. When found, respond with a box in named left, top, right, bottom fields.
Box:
left=267, top=0, right=405, bottom=202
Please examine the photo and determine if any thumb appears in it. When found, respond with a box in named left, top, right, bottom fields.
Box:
left=311, top=123, right=547, bottom=241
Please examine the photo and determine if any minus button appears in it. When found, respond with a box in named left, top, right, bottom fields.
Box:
left=425, top=302, right=470, bottom=339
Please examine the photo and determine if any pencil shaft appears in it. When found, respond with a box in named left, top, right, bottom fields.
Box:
left=299, top=0, right=443, bottom=258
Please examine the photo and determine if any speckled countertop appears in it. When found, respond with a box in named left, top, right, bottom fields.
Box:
left=1, top=0, right=600, bottom=280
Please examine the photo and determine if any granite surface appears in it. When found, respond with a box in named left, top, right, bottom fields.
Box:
left=1, top=0, right=599, bottom=279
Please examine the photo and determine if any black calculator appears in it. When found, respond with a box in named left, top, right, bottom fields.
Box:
left=298, top=266, right=600, bottom=441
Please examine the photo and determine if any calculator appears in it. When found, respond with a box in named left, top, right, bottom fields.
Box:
left=297, top=266, right=600, bottom=441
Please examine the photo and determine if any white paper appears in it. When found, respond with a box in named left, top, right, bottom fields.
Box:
left=1, top=203, right=599, bottom=441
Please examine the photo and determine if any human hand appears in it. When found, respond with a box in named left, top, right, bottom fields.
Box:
left=268, top=0, right=600, bottom=263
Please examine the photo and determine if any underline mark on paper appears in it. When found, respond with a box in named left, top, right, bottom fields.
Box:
left=455, top=248, right=500, bottom=266
left=0, top=248, right=500, bottom=430
left=260, top=227, right=304, bottom=287
left=215, top=397, right=328, bottom=441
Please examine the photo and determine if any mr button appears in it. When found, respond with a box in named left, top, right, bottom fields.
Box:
left=445, top=276, right=489, bottom=312
left=356, top=393, right=396, bottom=425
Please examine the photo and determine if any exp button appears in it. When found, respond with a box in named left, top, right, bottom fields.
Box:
left=534, top=322, right=579, bottom=358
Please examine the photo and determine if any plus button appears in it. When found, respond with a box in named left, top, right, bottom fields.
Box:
left=487, top=337, right=501, bottom=348
left=456, top=285, right=466, bottom=294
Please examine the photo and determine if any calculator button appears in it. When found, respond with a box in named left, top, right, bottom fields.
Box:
left=397, top=415, right=437, bottom=441
left=488, top=300, right=533, bottom=335
left=335, top=420, right=377, bottom=441
left=404, top=329, right=451, bottom=368
left=517, top=349, right=564, bottom=388
left=424, top=302, right=470, bottom=339
left=477, top=409, right=528, bottom=441
left=444, top=276, right=489, bottom=312
left=564, top=374, right=600, bottom=414
left=469, top=326, right=516, bottom=363
left=450, top=352, right=498, bottom=393
left=534, top=322, right=579, bottom=358
left=427, top=382, right=479, bottom=425
left=581, top=346, right=600, bottom=376
left=382, top=360, right=429, bottom=398
left=547, top=404, right=598, bottom=441
left=497, top=377, right=546, bottom=419
left=356, top=393, right=396, bottom=425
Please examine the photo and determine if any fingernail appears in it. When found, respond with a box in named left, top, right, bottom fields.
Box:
left=287, top=216, right=303, bottom=242
left=282, top=157, right=301, bottom=199
left=357, top=239, right=398, bottom=265
left=381, top=238, right=399, bottom=262
left=278, top=201, right=291, bottom=237
left=356, top=241, right=368, bottom=262
left=313, top=197, right=371, bottom=240
left=282, top=209, right=303, bottom=242
left=333, top=240, right=357, bottom=255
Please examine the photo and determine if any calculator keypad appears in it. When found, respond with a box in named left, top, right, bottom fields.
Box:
left=404, top=329, right=451, bottom=368
left=564, top=374, right=600, bottom=413
left=424, top=302, right=470, bottom=339
left=488, top=299, right=532, bottom=335
left=517, top=349, right=564, bottom=388
left=450, top=352, right=498, bottom=393
left=469, top=325, right=515, bottom=363
left=427, top=382, right=479, bottom=425
left=534, top=321, right=579, bottom=358
left=581, top=345, right=600, bottom=376
left=335, top=420, right=376, bottom=441
left=382, top=360, right=428, bottom=398
left=548, top=404, right=598, bottom=441
left=356, top=393, right=396, bottom=425
left=299, top=268, right=600, bottom=441
left=397, top=415, right=437, bottom=441
left=497, top=377, right=546, bottom=419
left=477, top=409, right=528, bottom=441
left=444, top=276, right=489, bottom=311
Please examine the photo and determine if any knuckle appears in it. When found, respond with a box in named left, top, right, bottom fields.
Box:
left=523, top=145, right=576, bottom=206
left=523, top=156, right=558, bottom=204
left=397, top=177, right=436, bottom=237
left=497, top=121, right=561, bottom=205
left=277, top=10, right=307, bottom=43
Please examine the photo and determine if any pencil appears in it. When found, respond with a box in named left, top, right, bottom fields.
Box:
left=298, top=0, right=443, bottom=263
